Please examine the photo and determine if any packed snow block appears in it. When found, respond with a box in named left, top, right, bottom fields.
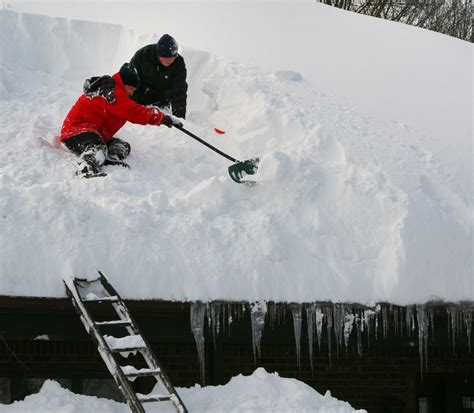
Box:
left=254, top=151, right=292, bottom=184
left=0, top=9, right=147, bottom=94
left=183, top=49, right=219, bottom=113
left=202, top=62, right=270, bottom=136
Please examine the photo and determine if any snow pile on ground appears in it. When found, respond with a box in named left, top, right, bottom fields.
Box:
left=178, top=368, right=365, bottom=413
left=3, top=368, right=365, bottom=413
left=3, top=380, right=128, bottom=413
left=0, top=8, right=472, bottom=305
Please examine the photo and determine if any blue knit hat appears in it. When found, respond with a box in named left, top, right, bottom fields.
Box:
left=156, top=34, right=179, bottom=58
left=119, top=63, right=140, bottom=87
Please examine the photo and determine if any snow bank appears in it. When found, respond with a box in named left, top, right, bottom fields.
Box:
left=3, top=380, right=128, bottom=413
left=0, top=9, right=472, bottom=305
left=178, top=368, right=365, bottom=413
left=2, top=368, right=365, bottom=413
left=0, top=8, right=154, bottom=98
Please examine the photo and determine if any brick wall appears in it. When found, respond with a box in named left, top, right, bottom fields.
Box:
left=222, top=342, right=473, bottom=412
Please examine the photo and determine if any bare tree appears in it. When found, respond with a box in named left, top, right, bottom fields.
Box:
left=318, top=0, right=473, bottom=42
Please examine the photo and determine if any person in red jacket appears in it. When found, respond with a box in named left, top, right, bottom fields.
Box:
left=60, top=63, right=182, bottom=177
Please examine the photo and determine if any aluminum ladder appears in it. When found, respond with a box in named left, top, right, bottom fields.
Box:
left=64, top=271, right=188, bottom=413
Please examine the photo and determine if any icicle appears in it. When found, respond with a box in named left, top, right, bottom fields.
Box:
left=226, top=303, right=233, bottom=337
left=291, top=304, right=303, bottom=368
left=399, top=306, right=405, bottom=338
left=213, top=303, right=220, bottom=337
left=393, top=306, right=399, bottom=337
left=268, top=303, right=279, bottom=330
left=233, top=302, right=245, bottom=323
left=326, top=305, right=333, bottom=363
left=280, top=304, right=287, bottom=326
left=382, top=306, right=389, bottom=339
left=416, top=305, right=429, bottom=374
left=355, top=310, right=363, bottom=357
left=190, top=302, right=206, bottom=384
left=333, top=304, right=345, bottom=357
left=305, top=304, right=316, bottom=372
left=235, top=303, right=242, bottom=322
left=271, top=303, right=279, bottom=326
left=406, top=305, right=415, bottom=340
left=206, top=303, right=211, bottom=330
left=216, top=303, right=222, bottom=339
left=363, top=309, right=375, bottom=347
left=209, top=303, right=222, bottom=346
left=315, top=306, right=324, bottom=352
left=344, top=311, right=355, bottom=353
left=448, top=306, right=459, bottom=354
left=405, top=305, right=411, bottom=338
left=463, top=308, right=472, bottom=353
left=374, top=304, right=381, bottom=341
left=250, top=301, right=267, bottom=363
left=428, top=306, right=435, bottom=340
left=221, top=304, right=226, bottom=334
left=275, top=302, right=281, bottom=327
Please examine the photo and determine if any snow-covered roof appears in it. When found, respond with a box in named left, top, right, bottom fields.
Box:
left=0, top=6, right=472, bottom=306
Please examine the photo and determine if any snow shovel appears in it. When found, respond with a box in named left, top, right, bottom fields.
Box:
left=175, top=125, right=260, bottom=184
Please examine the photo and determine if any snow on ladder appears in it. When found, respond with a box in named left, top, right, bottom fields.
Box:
left=64, top=271, right=188, bottom=413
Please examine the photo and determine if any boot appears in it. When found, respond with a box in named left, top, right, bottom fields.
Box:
left=103, top=158, right=130, bottom=169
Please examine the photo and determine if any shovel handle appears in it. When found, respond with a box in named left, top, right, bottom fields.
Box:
left=175, top=125, right=238, bottom=163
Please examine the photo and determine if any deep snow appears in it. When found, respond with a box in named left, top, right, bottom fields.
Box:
left=0, top=6, right=472, bottom=305
left=2, top=368, right=366, bottom=413
left=12, top=0, right=473, bottom=162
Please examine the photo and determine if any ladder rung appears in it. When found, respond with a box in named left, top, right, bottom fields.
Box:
left=96, top=320, right=132, bottom=327
left=110, top=346, right=146, bottom=353
left=83, top=295, right=119, bottom=303
left=123, top=368, right=161, bottom=379
left=138, top=394, right=172, bottom=403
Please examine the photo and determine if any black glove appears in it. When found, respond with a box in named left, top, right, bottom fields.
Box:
left=161, top=114, right=183, bottom=128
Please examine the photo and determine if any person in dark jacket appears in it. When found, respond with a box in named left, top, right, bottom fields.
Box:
left=130, top=34, right=188, bottom=119
left=60, top=62, right=182, bottom=177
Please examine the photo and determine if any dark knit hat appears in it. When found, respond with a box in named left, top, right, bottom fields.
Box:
left=119, top=63, right=140, bottom=87
left=156, top=34, right=179, bottom=58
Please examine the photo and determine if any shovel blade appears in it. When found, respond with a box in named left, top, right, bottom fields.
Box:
left=228, top=158, right=260, bottom=184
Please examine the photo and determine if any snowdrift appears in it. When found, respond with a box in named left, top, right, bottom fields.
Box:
left=0, top=9, right=472, bottom=305
left=3, top=368, right=365, bottom=413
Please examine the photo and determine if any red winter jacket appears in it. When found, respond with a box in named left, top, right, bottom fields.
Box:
left=60, top=72, right=164, bottom=142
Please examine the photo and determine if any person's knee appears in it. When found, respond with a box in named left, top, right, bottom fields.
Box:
left=63, top=132, right=105, bottom=157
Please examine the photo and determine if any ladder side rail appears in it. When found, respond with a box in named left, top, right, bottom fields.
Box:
left=97, top=273, right=188, bottom=413
left=114, top=308, right=189, bottom=413
left=97, top=271, right=123, bottom=300
left=73, top=273, right=188, bottom=413
left=64, top=280, right=146, bottom=413
left=137, top=348, right=188, bottom=413
left=111, top=302, right=138, bottom=336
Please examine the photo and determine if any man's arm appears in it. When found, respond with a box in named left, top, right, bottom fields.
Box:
left=169, top=59, right=188, bottom=119
left=130, top=46, right=155, bottom=105
left=130, top=47, right=146, bottom=82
